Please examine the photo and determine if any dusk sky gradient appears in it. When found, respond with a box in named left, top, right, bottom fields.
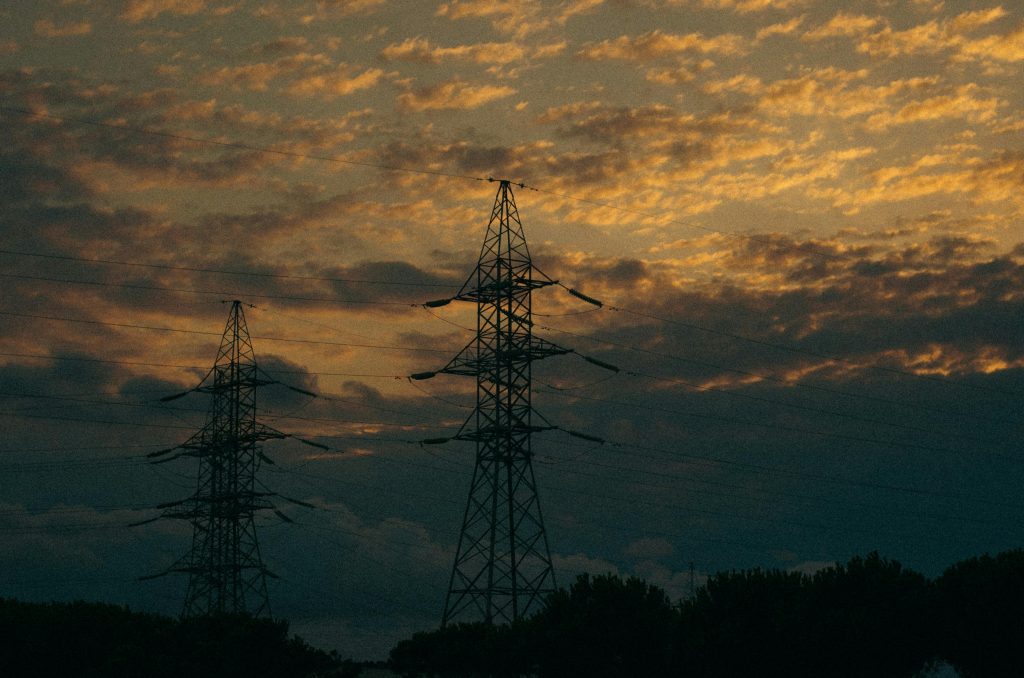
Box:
left=1, top=0, right=1022, bottom=659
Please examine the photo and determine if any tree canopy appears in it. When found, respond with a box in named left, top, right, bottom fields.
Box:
left=390, top=549, right=1024, bottom=678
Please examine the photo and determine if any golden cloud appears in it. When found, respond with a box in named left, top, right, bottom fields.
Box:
left=396, top=79, right=516, bottom=112
left=33, top=19, right=92, bottom=38
left=756, top=16, right=806, bottom=41
left=803, top=12, right=882, bottom=41
left=858, top=7, right=1021, bottom=64
left=435, top=0, right=601, bottom=38
left=120, top=0, right=206, bottom=23
left=381, top=37, right=528, bottom=65
left=578, top=29, right=748, bottom=61
left=864, top=85, right=1002, bottom=130
left=286, top=65, right=385, bottom=98
left=699, top=0, right=805, bottom=13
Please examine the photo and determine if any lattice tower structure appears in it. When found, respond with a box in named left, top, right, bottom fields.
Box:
left=149, top=301, right=284, bottom=618
left=437, top=180, right=569, bottom=625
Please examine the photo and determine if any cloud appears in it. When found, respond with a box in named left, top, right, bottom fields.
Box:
left=120, top=0, right=207, bottom=23
left=285, top=64, right=384, bottom=98
left=802, top=12, right=882, bottom=41
left=756, top=15, right=805, bottom=40
left=633, top=0, right=804, bottom=12
left=864, top=84, right=1002, bottom=130
left=381, top=37, right=530, bottom=65
left=199, top=62, right=291, bottom=92
left=311, top=0, right=386, bottom=14
left=857, top=7, right=1022, bottom=64
left=33, top=19, right=92, bottom=38
left=578, top=29, right=748, bottom=60
left=698, top=0, right=805, bottom=12
left=435, top=0, right=604, bottom=38
left=956, top=22, right=1024, bottom=64
left=396, top=79, right=516, bottom=112
left=195, top=51, right=383, bottom=98
left=252, top=36, right=312, bottom=55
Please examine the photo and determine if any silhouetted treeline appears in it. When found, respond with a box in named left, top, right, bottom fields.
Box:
left=390, top=550, right=1024, bottom=677
left=0, top=599, right=353, bottom=678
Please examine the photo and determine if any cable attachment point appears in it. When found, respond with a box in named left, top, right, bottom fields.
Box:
left=567, top=288, right=603, bottom=307
left=567, top=430, right=605, bottom=444
left=582, top=355, right=620, bottom=373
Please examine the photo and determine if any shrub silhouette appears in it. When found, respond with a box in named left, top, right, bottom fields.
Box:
left=0, top=599, right=340, bottom=678
left=935, top=549, right=1024, bottom=677
left=530, top=573, right=676, bottom=677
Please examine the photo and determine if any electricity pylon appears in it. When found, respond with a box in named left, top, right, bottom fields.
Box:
left=140, top=300, right=319, bottom=618
left=415, top=180, right=572, bottom=626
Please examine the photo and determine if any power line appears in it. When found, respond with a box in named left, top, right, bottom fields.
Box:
left=606, top=305, right=1022, bottom=398
left=2, top=105, right=902, bottom=283
left=536, top=321, right=1020, bottom=428
left=536, top=386, right=1011, bottom=462
left=0, top=272, right=416, bottom=307
left=0, top=310, right=449, bottom=354
left=0, top=351, right=401, bottom=379
left=0, top=248, right=455, bottom=288
left=614, top=369, right=1009, bottom=450
left=0, top=106, right=489, bottom=184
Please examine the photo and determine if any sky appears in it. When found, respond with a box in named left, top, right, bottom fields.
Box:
left=1, top=0, right=1022, bottom=660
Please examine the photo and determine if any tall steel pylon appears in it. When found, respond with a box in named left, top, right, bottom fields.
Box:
left=416, top=180, right=571, bottom=626
left=141, top=300, right=300, bottom=618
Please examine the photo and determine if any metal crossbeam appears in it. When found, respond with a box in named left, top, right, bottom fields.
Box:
left=438, top=180, right=560, bottom=626
left=147, top=301, right=282, bottom=618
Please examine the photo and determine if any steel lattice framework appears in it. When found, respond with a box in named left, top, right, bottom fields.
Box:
left=429, top=180, right=569, bottom=625
left=145, top=300, right=285, bottom=618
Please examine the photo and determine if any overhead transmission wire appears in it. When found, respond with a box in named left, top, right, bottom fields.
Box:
left=0, top=247, right=457, bottom=291
left=7, top=100, right=1004, bottom=374
left=535, top=386, right=1015, bottom=463
left=537, top=367, right=1009, bottom=451
left=0, top=103, right=905, bottom=286
left=0, top=271, right=417, bottom=308
left=0, top=280, right=1011, bottom=499
left=4, top=256, right=1010, bottom=428
left=535, top=319, right=1021, bottom=429
left=333, top=447, right=969, bottom=550
left=404, top=426, right=1020, bottom=513
left=396, top=431, right=1007, bottom=529
left=5, top=106, right=1017, bottom=522
left=0, top=106, right=491, bottom=185
left=0, top=391, right=426, bottom=437
left=263, top=445, right=830, bottom=560
left=252, top=400, right=1021, bottom=543
left=600, top=304, right=1022, bottom=398
left=0, top=351, right=400, bottom=379
left=5, top=103, right=1013, bottom=399
left=412, top=293, right=1015, bottom=453
left=3, top=250, right=1011, bottom=431
left=4, top=268, right=1007, bottom=448
left=0, top=309, right=448, bottom=354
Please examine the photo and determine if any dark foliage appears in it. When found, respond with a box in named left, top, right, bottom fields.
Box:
left=530, top=573, right=676, bottom=677
left=677, top=567, right=807, bottom=675
left=388, top=550, right=1024, bottom=677
left=677, top=553, right=934, bottom=676
left=0, top=599, right=343, bottom=678
left=935, top=549, right=1024, bottom=677
left=390, top=622, right=533, bottom=677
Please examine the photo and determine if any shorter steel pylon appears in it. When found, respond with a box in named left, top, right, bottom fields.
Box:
left=142, top=301, right=288, bottom=618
